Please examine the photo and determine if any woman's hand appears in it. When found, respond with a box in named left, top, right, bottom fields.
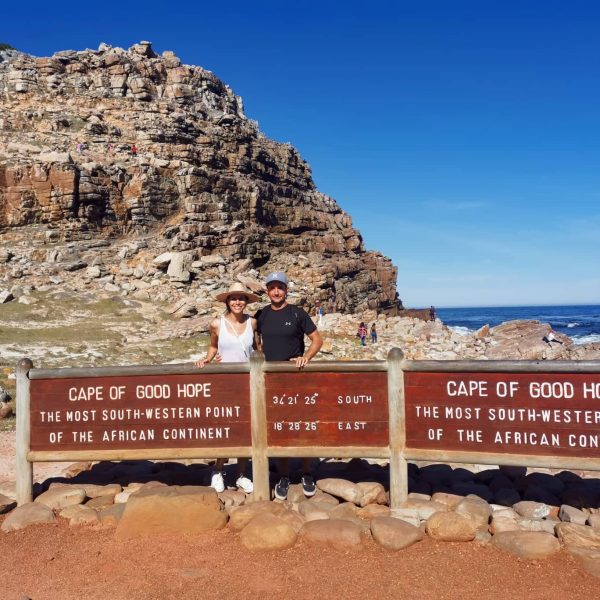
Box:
left=195, top=353, right=222, bottom=368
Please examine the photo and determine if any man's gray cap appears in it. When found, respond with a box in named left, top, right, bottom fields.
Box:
left=265, top=272, right=288, bottom=286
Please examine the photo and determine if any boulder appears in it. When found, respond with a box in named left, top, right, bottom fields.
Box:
left=455, top=497, right=492, bottom=529
left=240, top=513, right=298, bottom=551
left=2, top=502, right=56, bottom=532
left=425, top=512, right=477, bottom=542
left=371, top=517, right=424, bottom=551
left=35, top=486, right=86, bottom=510
left=316, top=478, right=363, bottom=505
left=300, top=519, right=365, bottom=551
left=59, top=504, right=100, bottom=526
left=492, top=531, right=560, bottom=559
left=115, top=486, right=227, bottom=539
left=555, top=522, right=600, bottom=550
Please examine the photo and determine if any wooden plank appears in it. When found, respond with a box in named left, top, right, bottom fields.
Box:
left=16, top=358, right=33, bottom=506
left=387, top=348, right=407, bottom=508
left=266, top=446, right=390, bottom=458
left=250, top=352, right=269, bottom=501
left=405, top=448, right=600, bottom=471
left=29, top=447, right=252, bottom=462
left=29, top=363, right=250, bottom=379
left=405, top=360, right=600, bottom=373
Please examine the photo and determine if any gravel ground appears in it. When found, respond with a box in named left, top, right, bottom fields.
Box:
left=1, top=520, right=600, bottom=600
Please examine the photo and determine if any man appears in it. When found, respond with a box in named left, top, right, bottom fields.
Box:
left=256, top=271, right=323, bottom=499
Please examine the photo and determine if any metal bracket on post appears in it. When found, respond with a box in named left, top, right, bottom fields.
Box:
left=16, top=358, right=34, bottom=505
left=387, top=347, right=408, bottom=509
left=249, top=351, right=269, bottom=501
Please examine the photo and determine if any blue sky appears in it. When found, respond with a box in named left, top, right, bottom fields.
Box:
left=2, top=1, right=600, bottom=307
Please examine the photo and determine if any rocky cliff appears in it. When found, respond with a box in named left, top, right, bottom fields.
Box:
left=0, top=42, right=397, bottom=312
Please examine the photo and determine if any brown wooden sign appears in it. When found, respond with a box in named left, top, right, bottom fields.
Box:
left=265, top=372, right=389, bottom=447
left=404, top=372, right=600, bottom=458
left=30, top=373, right=251, bottom=451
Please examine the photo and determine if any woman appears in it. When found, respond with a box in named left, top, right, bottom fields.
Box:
left=195, top=282, right=260, bottom=494
left=357, top=322, right=367, bottom=347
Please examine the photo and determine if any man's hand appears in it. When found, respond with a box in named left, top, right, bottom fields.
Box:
left=291, top=356, right=309, bottom=369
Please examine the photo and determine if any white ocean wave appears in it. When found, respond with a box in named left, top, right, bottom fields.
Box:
left=572, top=334, right=600, bottom=345
left=567, top=322, right=579, bottom=328
left=449, top=325, right=475, bottom=336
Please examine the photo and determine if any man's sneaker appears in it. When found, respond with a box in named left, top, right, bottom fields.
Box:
left=274, top=476, right=290, bottom=500
left=235, top=475, right=254, bottom=494
left=210, top=471, right=225, bottom=493
left=301, top=473, right=317, bottom=497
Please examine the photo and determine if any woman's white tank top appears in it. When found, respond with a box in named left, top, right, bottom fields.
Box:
left=217, top=316, right=254, bottom=362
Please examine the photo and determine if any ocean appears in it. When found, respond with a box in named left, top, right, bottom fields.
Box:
left=435, top=305, right=600, bottom=345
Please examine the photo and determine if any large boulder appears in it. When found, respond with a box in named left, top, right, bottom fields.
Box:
left=371, top=517, right=424, bottom=551
left=426, top=512, right=477, bottom=542
left=115, top=485, right=227, bottom=539
left=492, top=531, right=560, bottom=559
left=300, top=519, right=365, bottom=551
left=1, top=502, right=56, bottom=532
left=35, top=486, right=86, bottom=510
left=240, top=514, right=298, bottom=551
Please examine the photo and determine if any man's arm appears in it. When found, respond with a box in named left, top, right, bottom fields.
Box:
left=294, top=329, right=323, bottom=368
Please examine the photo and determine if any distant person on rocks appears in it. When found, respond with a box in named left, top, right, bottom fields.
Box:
left=315, top=300, right=324, bottom=327
left=76, top=142, right=82, bottom=154
left=429, top=306, right=436, bottom=321
left=543, top=332, right=564, bottom=345
left=370, top=323, right=378, bottom=344
left=357, top=322, right=367, bottom=346
left=131, top=144, right=138, bottom=156
left=256, top=271, right=323, bottom=500
left=195, top=282, right=259, bottom=494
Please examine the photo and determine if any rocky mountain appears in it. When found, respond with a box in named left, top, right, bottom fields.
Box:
left=0, top=41, right=398, bottom=314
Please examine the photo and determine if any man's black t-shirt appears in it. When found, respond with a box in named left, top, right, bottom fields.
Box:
left=256, top=304, right=317, bottom=361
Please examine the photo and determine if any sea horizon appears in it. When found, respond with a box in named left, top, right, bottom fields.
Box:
left=434, top=304, right=600, bottom=345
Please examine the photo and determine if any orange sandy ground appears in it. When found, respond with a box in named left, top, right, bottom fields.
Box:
left=1, top=518, right=600, bottom=600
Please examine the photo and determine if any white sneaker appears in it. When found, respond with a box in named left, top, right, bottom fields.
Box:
left=210, top=471, right=225, bottom=493
left=235, top=475, right=254, bottom=494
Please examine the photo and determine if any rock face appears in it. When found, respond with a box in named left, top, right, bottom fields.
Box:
left=0, top=43, right=397, bottom=313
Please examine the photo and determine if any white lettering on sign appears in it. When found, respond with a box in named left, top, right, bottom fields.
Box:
left=68, top=386, right=104, bottom=401
left=177, top=382, right=212, bottom=398
left=71, top=430, right=93, bottom=443
left=583, top=383, right=600, bottom=399
left=529, top=381, right=574, bottom=399
left=415, top=405, right=440, bottom=418
left=493, top=431, right=561, bottom=446
left=161, top=427, right=231, bottom=440
left=337, top=421, right=367, bottom=430
left=40, top=411, right=62, bottom=423
left=337, top=395, right=372, bottom=404
left=456, top=429, right=483, bottom=442
left=568, top=433, right=600, bottom=448
left=66, top=409, right=97, bottom=422
left=205, top=406, right=241, bottom=418
left=135, top=384, right=171, bottom=400
left=446, top=380, right=488, bottom=397
left=444, top=406, right=481, bottom=420
left=102, top=429, right=156, bottom=442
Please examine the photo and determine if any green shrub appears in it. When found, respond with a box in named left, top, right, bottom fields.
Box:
left=0, top=43, right=16, bottom=51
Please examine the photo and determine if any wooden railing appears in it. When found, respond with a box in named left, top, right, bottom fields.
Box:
left=16, top=350, right=600, bottom=507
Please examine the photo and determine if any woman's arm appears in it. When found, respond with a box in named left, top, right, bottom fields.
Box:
left=195, top=319, right=220, bottom=367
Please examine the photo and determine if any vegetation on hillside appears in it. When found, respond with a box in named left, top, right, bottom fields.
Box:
left=0, top=43, right=16, bottom=51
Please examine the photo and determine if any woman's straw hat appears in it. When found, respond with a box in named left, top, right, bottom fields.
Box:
left=215, top=282, right=260, bottom=304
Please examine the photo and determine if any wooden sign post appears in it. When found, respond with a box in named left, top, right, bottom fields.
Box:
left=15, top=352, right=600, bottom=509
